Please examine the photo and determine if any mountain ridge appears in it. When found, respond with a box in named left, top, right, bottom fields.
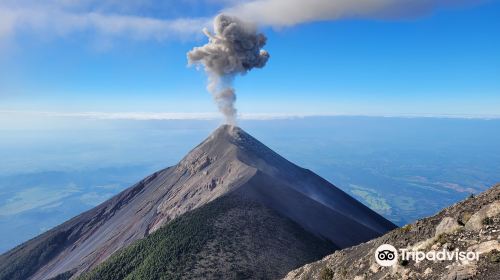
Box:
left=0, top=125, right=396, bottom=280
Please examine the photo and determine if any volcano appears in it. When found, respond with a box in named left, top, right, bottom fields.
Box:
left=0, top=125, right=396, bottom=280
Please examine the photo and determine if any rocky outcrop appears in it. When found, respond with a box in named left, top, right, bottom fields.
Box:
left=465, top=201, right=500, bottom=231
left=284, top=184, right=500, bottom=280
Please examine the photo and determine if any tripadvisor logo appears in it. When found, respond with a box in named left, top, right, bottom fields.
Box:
left=375, top=244, right=398, bottom=266
left=374, top=243, right=480, bottom=267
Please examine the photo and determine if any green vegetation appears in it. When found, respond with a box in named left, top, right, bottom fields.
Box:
left=487, top=250, right=500, bottom=263
left=435, top=233, right=449, bottom=245
left=482, top=217, right=494, bottom=226
left=78, top=196, right=229, bottom=280
left=350, top=186, right=391, bottom=215
left=338, top=267, right=347, bottom=277
left=0, top=191, right=334, bottom=280
left=400, top=224, right=412, bottom=233
left=320, top=267, right=334, bottom=280
left=78, top=194, right=334, bottom=280
left=458, top=212, right=473, bottom=226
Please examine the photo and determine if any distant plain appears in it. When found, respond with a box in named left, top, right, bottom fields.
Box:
left=1, top=116, right=499, bottom=253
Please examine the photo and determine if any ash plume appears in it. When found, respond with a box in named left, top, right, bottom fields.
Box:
left=224, top=0, right=476, bottom=27
left=187, top=14, right=269, bottom=125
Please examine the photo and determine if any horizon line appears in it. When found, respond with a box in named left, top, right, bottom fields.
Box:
left=1, top=110, right=500, bottom=120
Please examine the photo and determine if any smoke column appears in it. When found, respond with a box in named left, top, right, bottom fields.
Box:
left=187, top=14, right=269, bottom=125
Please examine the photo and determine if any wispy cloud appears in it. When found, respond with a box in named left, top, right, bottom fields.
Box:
left=0, top=110, right=221, bottom=120
left=0, top=3, right=211, bottom=41
left=0, top=111, right=312, bottom=120
left=1, top=111, right=499, bottom=121
left=0, top=0, right=482, bottom=42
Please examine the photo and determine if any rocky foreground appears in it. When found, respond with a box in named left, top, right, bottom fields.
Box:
left=285, top=184, right=500, bottom=280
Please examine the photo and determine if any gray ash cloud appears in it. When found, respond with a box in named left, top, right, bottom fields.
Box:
left=187, top=14, right=269, bottom=124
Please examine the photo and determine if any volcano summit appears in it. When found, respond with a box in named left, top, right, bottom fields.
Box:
left=0, top=125, right=396, bottom=280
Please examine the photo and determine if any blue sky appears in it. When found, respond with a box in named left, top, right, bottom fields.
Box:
left=0, top=0, right=499, bottom=117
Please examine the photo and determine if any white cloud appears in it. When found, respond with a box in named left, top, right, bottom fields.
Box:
left=0, top=0, right=479, bottom=42
left=0, top=110, right=309, bottom=120
left=0, top=110, right=219, bottom=120
left=1, top=110, right=499, bottom=121
left=0, top=3, right=211, bottom=41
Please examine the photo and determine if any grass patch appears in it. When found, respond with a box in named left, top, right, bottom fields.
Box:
left=482, top=217, right=494, bottom=226
left=487, top=250, right=500, bottom=263
left=458, top=212, right=473, bottom=226
left=435, top=233, right=449, bottom=245
left=320, top=267, right=334, bottom=280
left=400, top=224, right=412, bottom=233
